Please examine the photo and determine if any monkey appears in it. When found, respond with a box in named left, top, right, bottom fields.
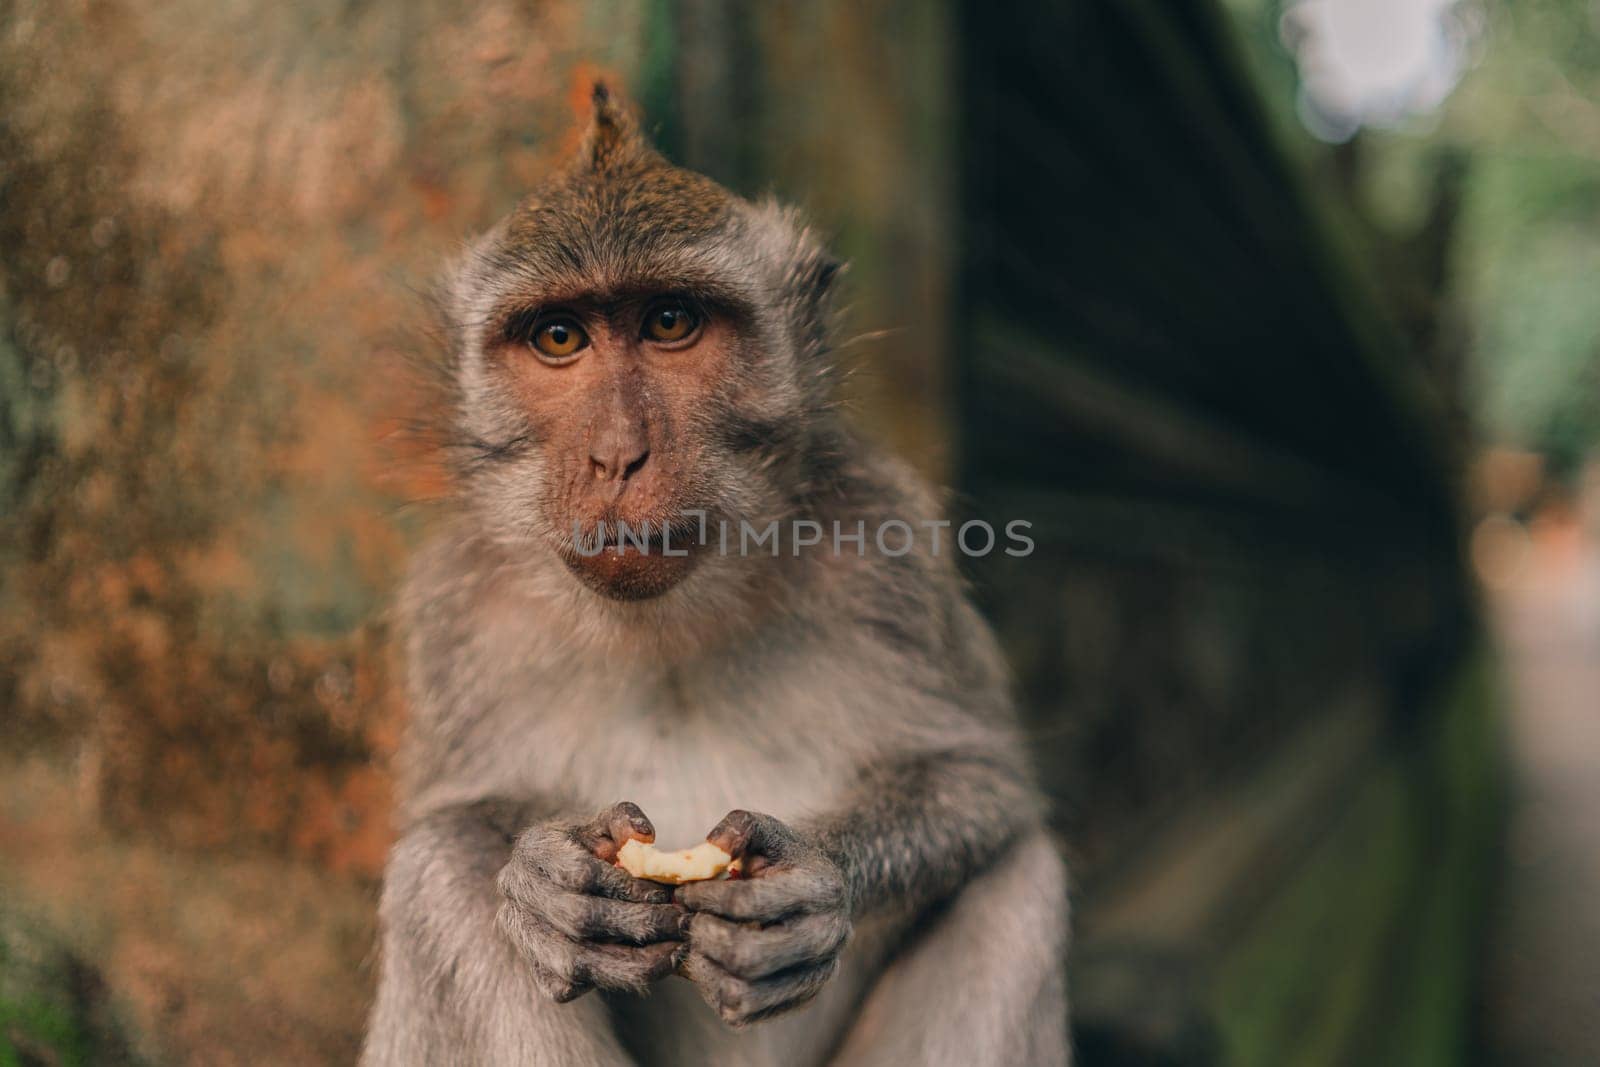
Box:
left=361, top=84, right=1069, bottom=1067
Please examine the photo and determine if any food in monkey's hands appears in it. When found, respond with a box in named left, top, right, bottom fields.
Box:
left=616, top=838, right=741, bottom=884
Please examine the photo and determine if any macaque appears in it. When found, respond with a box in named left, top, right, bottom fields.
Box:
left=361, top=85, right=1068, bottom=1066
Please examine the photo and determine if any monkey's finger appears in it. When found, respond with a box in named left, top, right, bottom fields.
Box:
left=705, top=809, right=795, bottom=868
left=499, top=907, right=681, bottom=998
left=682, top=950, right=839, bottom=1028
left=576, top=801, right=656, bottom=861
left=675, top=866, right=843, bottom=922
left=528, top=956, right=591, bottom=1004
left=573, top=939, right=684, bottom=996
left=688, top=911, right=850, bottom=980
left=543, top=841, right=677, bottom=903
left=581, top=854, right=677, bottom=903
left=501, top=837, right=672, bottom=905
left=497, top=906, right=591, bottom=1003
left=535, top=890, right=690, bottom=946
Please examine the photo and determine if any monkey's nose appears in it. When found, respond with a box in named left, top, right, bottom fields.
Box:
left=590, top=446, right=649, bottom=482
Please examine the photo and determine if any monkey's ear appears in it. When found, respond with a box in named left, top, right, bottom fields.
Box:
left=808, top=255, right=843, bottom=301
left=796, top=249, right=843, bottom=314
left=791, top=247, right=845, bottom=356
left=578, top=80, right=649, bottom=172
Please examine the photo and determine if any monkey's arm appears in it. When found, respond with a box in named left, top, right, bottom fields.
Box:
left=363, top=799, right=677, bottom=1066
left=812, top=746, right=1043, bottom=918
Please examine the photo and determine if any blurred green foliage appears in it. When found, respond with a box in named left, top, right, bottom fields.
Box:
left=1228, top=0, right=1600, bottom=475
left=1462, top=155, right=1600, bottom=473
left=1209, top=652, right=1502, bottom=1067
left=0, top=914, right=139, bottom=1067
left=1452, top=1, right=1600, bottom=473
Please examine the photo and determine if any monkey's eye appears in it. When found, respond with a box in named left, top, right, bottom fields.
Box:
left=642, top=301, right=700, bottom=345
left=529, top=317, right=588, bottom=362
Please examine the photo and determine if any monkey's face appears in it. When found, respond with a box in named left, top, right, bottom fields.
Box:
left=444, top=96, right=838, bottom=606
left=479, top=291, right=747, bottom=601
left=462, top=275, right=812, bottom=602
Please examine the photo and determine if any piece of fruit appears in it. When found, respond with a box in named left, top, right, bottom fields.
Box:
left=615, top=838, right=740, bottom=884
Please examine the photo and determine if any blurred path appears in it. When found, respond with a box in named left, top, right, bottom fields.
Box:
left=1484, top=512, right=1600, bottom=1065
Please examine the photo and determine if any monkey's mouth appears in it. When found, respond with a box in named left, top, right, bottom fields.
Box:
left=558, top=516, right=706, bottom=601
left=568, top=516, right=704, bottom=556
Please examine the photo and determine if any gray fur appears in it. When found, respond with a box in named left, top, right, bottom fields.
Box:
left=363, top=88, right=1068, bottom=1066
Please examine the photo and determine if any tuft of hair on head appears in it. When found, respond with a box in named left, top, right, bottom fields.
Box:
left=577, top=79, right=652, bottom=173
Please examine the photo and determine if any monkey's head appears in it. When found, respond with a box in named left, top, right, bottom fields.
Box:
left=442, top=83, right=841, bottom=605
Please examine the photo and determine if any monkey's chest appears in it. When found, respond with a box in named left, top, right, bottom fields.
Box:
left=563, top=706, right=845, bottom=847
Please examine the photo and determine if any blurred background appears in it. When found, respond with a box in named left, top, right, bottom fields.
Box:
left=1, top=0, right=1597, bottom=1063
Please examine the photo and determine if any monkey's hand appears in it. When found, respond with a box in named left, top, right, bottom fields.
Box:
left=676, top=810, right=852, bottom=1028
left=496, top=801, right=689, bottom=1002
